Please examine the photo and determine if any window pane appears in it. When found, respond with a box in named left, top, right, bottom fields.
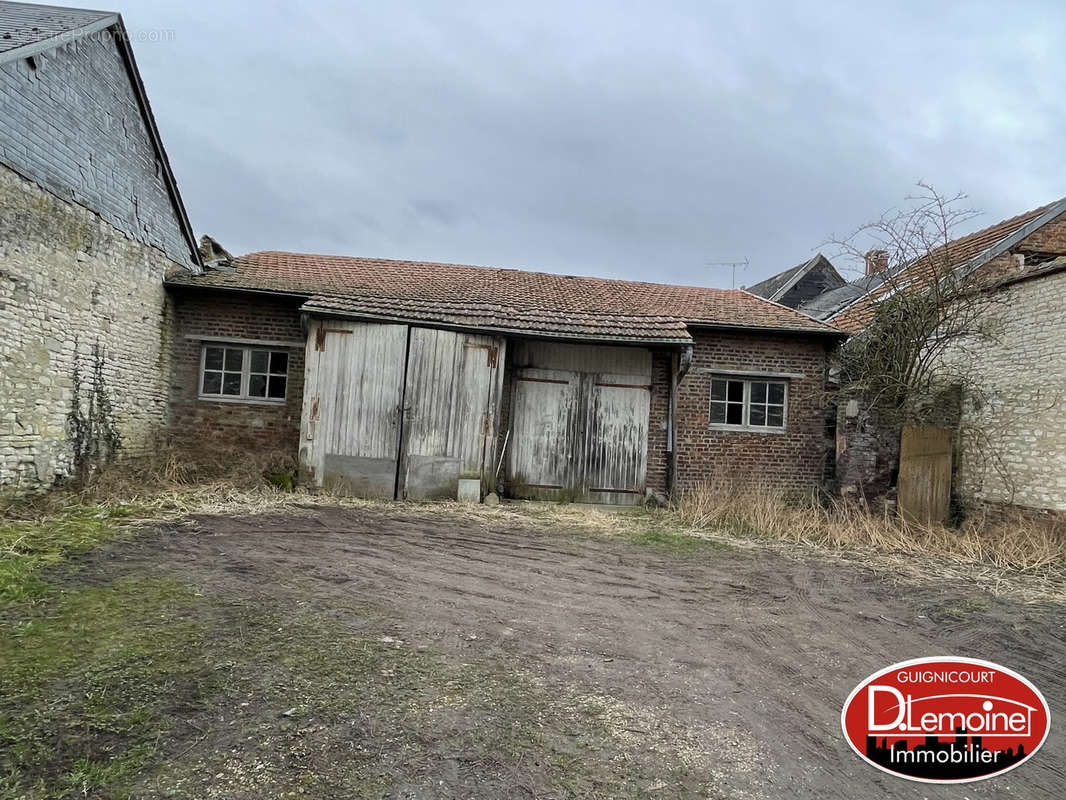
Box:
left=224, top=348, right=243, bottom=371
left=270, top=351, right=289, bottom=375
left=248, top=374, right=267, bottom=397
left=710, top=402, right=726, bottom=424
left=749, top=406, right=766, bottom=426
left=768, top=383, right=785, bottom=404
left=710, top=380, right=726, bottom=401
left=727, top=381, right=744, bottom=402
left=250, top=350, right=269, bottom=373
left=202, top=371, right=222, bottom=395
left=222, top=373, right=242, bottom=395
left=767, top=406, right=784, bottom=427
left=267, top=375, right=287, bottom=399
left=750, top=382, right=767, bottom=403
left=204, top=347, right=224, bottom=370
left=726, top=403, right=743, bottom=425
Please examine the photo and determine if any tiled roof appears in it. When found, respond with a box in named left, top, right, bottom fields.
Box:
left=830, top=200, right=1066, bottom=332
left=168, top=251, right=844, bottom=344
left=0, top=1, right=115, bottom=60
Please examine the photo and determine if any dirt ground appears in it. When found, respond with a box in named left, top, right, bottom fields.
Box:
left=50, top=504, right=1066, bottom=798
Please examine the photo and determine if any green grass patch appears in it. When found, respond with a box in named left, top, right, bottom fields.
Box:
left=629, top=527, right=735, bottom=556
left=0, top=504, right=144, bottom=605
left=0, top=574, right=214, bottom=800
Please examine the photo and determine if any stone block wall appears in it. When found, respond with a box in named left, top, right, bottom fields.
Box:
left=950, top=269, right=1066, bottom=512
left=673, top=330, right=832, bottom=493
left=169, top=290, right=306, bottom=455
left=0, top=164, right=179, bottom=488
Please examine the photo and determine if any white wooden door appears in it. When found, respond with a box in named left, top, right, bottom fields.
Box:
left=400, top=329, right=503, bottom=499
left=300, top=320, right=408, bottom=497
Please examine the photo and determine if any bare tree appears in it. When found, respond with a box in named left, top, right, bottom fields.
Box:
left=827, top=183, right=1004, bottom=425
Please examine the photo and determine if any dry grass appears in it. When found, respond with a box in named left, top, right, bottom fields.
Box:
left=673, top=480, right=1066, bottom=573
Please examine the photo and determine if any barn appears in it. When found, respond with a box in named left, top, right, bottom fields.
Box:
left=166, top=251, right=843, bottom=502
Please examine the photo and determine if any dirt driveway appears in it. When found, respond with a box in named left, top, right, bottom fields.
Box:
left=60, top=504, right=1066, bottom=798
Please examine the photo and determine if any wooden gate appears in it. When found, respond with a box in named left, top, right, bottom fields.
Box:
left=897, top=425, right=952, bottom=525
left=400, top=328, right=504, bottom=499
left=301, top=320, right=408, bottom=497
left=507, top=342, right=651, bottom=505
left=300, top=319, right=504, bottom=499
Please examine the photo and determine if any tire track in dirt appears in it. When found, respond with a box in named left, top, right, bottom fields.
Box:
left=87, top=506, right=1065, bottom=799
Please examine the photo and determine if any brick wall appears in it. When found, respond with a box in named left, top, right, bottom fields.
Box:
left=0, top=31, right=194, bottom=267
left=674, top=330, right=831, bottom=493
left=169, top=290, right=306, bottom=454
left=0, top=164, right=180, bottom=488
left=646, top=351, right=672, bottom=495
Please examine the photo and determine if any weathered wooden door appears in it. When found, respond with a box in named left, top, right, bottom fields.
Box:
left=897, top=425, right=952, bottom=525
left=508, top=369, right=583, bottom=496
left=507, top=341, right=652, bottom=504
left=399, top=329, right=503, bottom=499
left=300, top=320, right=408, bottom=497
left=581, top=375, right=650, bottom=504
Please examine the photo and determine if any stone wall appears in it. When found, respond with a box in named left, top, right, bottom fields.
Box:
left=950, top=269, right=1066, bottom=512
left=0, top=30, right=195, bottom=268
left=0, top=164, right=180, bottom=488
left=169, top=290, right=306, bottom=455
left=673, top=330, right=832, bottom=493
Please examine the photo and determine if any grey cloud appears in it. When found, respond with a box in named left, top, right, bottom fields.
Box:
left=71, top=0, right=1066, bottom=287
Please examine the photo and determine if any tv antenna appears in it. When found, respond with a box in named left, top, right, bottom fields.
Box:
left=706, top=257, right=750, bottom=289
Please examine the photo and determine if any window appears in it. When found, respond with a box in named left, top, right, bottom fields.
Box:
left=709, top=377, right=787, bottom=430
left=200, top=345, right=288, bottom=401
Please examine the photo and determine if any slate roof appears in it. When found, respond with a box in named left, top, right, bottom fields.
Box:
left=168, top=251, right=844, bottom=345
left=747, top=258, right=813, bottom=299
left=0, top=1, right=114, bottom=62
left=746, top=253, right=843, bottom=303
left=810, top=198, right=1066, bottom=331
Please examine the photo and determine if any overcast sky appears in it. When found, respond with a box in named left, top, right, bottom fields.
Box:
left=82, top=0, right=1065, bottom=287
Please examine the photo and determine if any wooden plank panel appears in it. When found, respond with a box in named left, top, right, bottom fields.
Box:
left=898, top=425, right=952, bottom=525
left=512, top=340, right=652, bottom=376
left=508, top=367, right=581, bottom=498
left=400, top=329, right=502, bottom=499
left=582, top=373, right=650, bottom=504
left=301, top=320, right=407, bottom=497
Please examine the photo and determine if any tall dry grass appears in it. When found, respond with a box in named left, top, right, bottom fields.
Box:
left=0, top=440, right=301, bottom=520
left=674, top=480, right=1065, bottom=573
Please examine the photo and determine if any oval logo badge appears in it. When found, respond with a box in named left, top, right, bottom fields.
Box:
left=841, top=656, right=1050, bottom=783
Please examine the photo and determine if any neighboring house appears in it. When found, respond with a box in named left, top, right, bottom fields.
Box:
left=798, top=200, right=1066, bottom=514
left=166, top=253, right=844, bottom=503
left=0, top=1, right=201, bottom=488
left=745, top=253, right=845, bottom=310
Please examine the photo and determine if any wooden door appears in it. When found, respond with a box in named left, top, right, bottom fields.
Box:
left=300, top=320, right=408, bottom=497
left=399, top=329, right=503, bottom=499
left=897, top=425, right=952, bottom=525
left=581, top=374, right=650, bottom=504
left=508, top=368, right=583, bottom=498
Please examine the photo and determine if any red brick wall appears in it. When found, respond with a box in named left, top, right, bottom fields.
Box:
left=646, top=351, right=672, bottom=494
left=674, top=330, right=831, bottom=493
left=169, top=290, right=306, bottom=454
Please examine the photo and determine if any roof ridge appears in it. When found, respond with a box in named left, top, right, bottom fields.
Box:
left=238, top=250, right=747, bottom=296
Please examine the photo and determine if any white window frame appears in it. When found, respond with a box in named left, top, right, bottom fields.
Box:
left=199, top=344, right=290, bottom=404
left=708, top=376, right=788, bottom=432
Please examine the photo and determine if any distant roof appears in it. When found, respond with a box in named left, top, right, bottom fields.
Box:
left=168, top=251, right=844, bottom=345
left=811, top=198, right=1066, bottom=331
left=746, top=253, right=842, bottom=302
left=0, top=1, right=115, bottom=63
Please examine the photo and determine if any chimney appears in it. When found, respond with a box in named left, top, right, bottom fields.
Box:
left=864, top=249, right=889, bottom=276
